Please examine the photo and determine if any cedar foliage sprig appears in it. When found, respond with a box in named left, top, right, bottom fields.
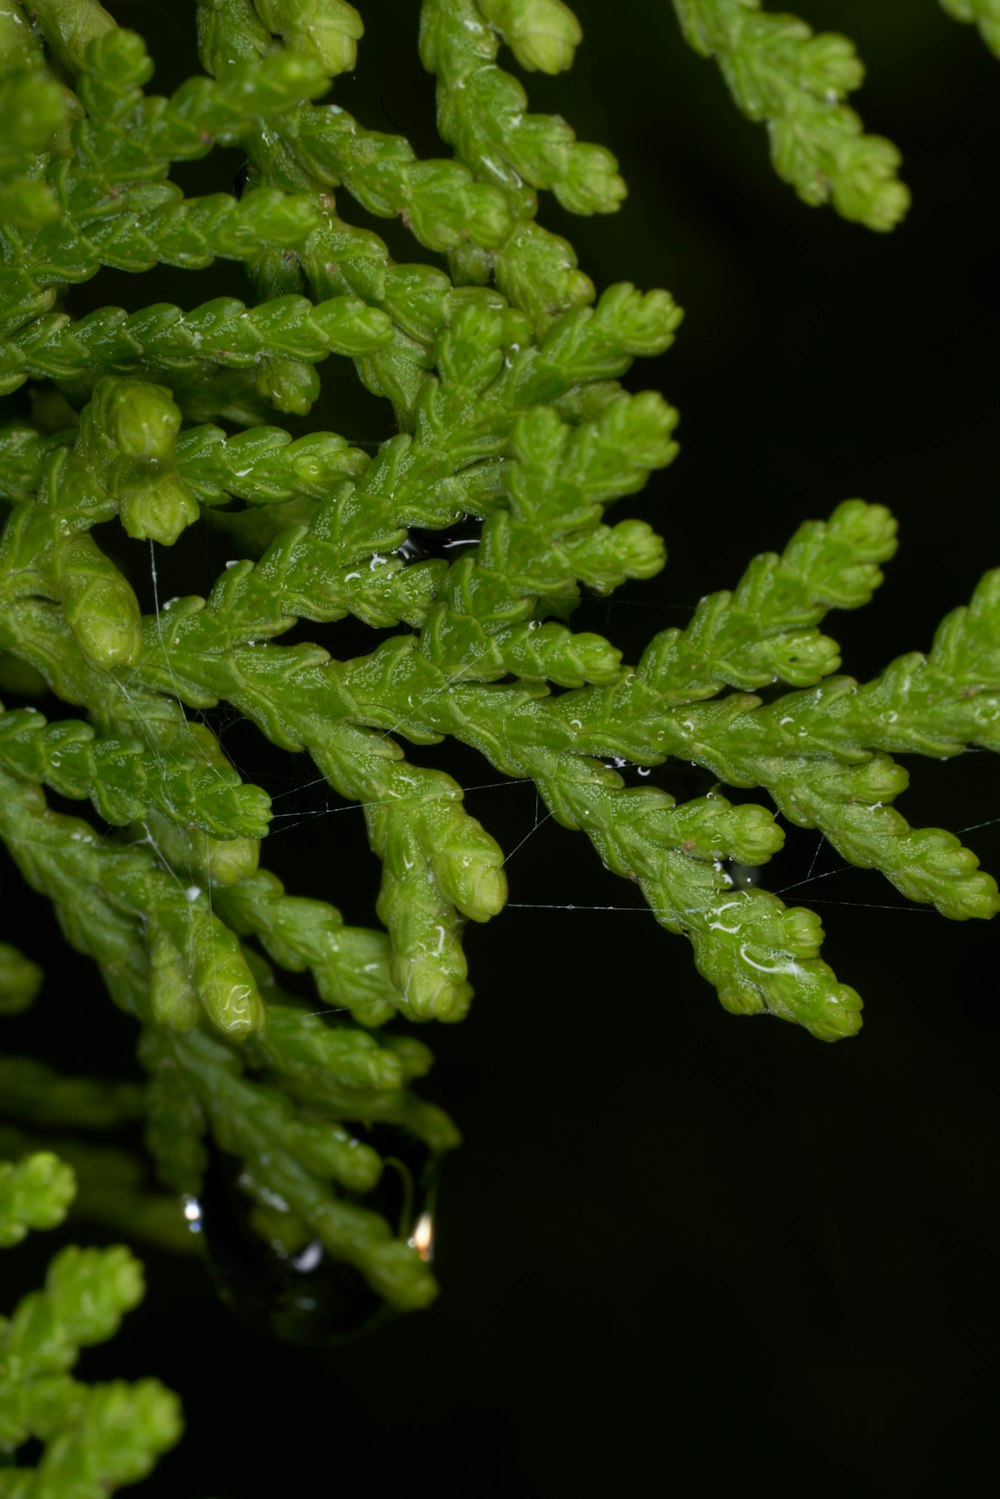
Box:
left=670, top=0, right=910, bottom=228
left=0, top=0, right=997, bottom=1486
left=0, top=1151, right=182, bottom=1494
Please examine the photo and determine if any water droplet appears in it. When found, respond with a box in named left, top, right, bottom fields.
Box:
left=198, top=1130, right=440, bottom=1345
left=726, top=860, right=764, bottom=891
left=291, top=1239, right=323, bottom=1272
left=637, top=766, right=651, bottom=777
left=225, top=559, right=240, bottom=569
left=395, top=536, right=430, bottom=563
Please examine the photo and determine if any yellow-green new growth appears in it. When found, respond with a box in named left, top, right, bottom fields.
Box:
left=671, top=0, right=911, bottom=228
left=0, top=1151, right=181, bottom=1493
left=0, top=8, right=997, bottom=1491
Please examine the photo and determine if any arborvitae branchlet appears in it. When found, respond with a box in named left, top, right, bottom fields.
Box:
left=1, top=1, right=997, bottom=1486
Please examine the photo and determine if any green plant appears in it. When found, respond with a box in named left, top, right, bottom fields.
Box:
left=0, top=1151, right=181, bottom=1493
left=1, top=0, right=997, bottom=1488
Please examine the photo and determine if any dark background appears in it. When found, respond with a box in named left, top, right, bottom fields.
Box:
left=2, top=1, right=999, bottom=1494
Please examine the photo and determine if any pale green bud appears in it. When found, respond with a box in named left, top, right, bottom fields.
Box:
left=255, top=356, right=321, bottom=416
left=727, top=804, right=785, bottom=865
left=197, top=956, right=266, bottom=1040
left=149, top=939, right=201, bottom=1032
left=104, top=381, right=182, bottom=461
left=297, top=10, right=362, bottom=73
left=0, top=1152, right=76, bottom=1247
left=254, top=0, right=364, bottom=75
left=119, top=471, right=200, bottom=546
left=479, top=0, right=582, bottom=73
left=433, top=843, right=507, bottom=923
left=59, top=537, right=142, bottom=670
left=396, top=948, right=468, bottom=1021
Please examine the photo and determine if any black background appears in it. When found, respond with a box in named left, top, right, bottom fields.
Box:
left=2, top=2, right=999, bottom=1494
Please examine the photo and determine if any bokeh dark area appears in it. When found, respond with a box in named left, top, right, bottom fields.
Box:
left=1, top=1, right=998, bottom=1494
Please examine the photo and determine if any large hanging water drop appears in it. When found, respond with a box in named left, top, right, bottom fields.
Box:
left=195, top=1126, right=440, bottom=1345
